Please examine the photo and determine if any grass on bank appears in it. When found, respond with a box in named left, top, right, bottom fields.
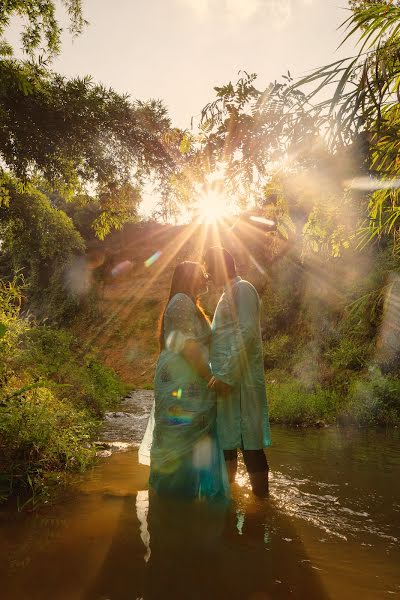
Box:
left=267, top=379, right=339, bottom=426
left=267, top=368, right=400, bottom=427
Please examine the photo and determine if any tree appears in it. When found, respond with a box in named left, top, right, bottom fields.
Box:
left=0, top=2, right=188, bottom=237
left=0, top=59, right=179, bottom=236
left=0, top=0, right=86, bottom=59
left=0, top=175, right=86, bottom=321
left=287, top=3, right=400, bottom=249
left=183, top=71, right=321, bottom=213
left=349, top=1, right=400, bottom=12
left=0, top=63, right=179, bottom=237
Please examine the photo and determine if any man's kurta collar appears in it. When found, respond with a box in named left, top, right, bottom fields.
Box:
left=224, top=276, right=242, bottom=294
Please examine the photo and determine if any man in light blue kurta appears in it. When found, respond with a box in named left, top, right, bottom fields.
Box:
left=204, top=247, right=271, bottom=497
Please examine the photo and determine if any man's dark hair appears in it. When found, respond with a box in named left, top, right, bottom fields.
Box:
left=203, top=246, right=236, bottom=278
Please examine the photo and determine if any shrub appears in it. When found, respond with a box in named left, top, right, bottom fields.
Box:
left=341, top=370, right=400, bottom=426
left=0, top=388, right=96, bottom=500
left=0, top=279, right=126, bottom=503
left=325, top=337, right=372, bottom=371
left=76, top=356, right=127, bottom=414
left=0, top=183, right=86, bottom=324
left=263, top=334, right=292, bottom=369
left=141, top=382, right=154, bottom=390
left=15, top=325, right=126, bottom=415
left=267, top=379, right=339, bottom=425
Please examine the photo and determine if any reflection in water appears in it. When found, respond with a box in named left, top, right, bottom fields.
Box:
left=136, top=491, right=151, bottom=563
left=1, top=421, right=400, bottom=600
left=144, top=492, right=328, bottom=600
left=144, top=493, right=229, bottom=600
left=131, top=487, right=330, bottom=600
left=80, top=481, right=329, bottom=599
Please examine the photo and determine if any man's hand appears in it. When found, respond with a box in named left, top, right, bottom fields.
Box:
left=208, top=376, right=232, bottom=396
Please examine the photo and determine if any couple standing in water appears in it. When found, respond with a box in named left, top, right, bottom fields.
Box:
left=139, top=246, right=271, bottom=500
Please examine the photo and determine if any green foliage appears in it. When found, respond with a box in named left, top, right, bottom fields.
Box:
left=267, top=380, right=339, bottom=425
left=290, top=4, right=400, bottom=144
left=196, top=72, right=319, bottom=206
left=341, top=369, right=400, bottom=425
left=266, top=370, right=400, bottom=426
left=325, top=337, right=372, bottom=371
left=0, top=0, right=192, bottom=235
left=0, top=61, right=173, bottom=210
left=141, top=383, right=154, bottom=390
left=261, top=177, right=297, bottom=242
left=289, top=3, right=400, bottom=249
left=263, top=334, right=292, bottom=369
left=0, top=2, right=177, bottom=239
left=0, top=178, right=85, bottom=322
left=259, top=255, right=303, bottom=336
left=0, top=278, right=125, bottom=503
left=0, top=390, right=96, bottom=497
left=0, top=0, right=86, bottom=60
left=350, top=0, right=400, bottom=8
left=303, top=198, right=352, bottom=258
left=16, top=325, right=126, bottom=414
left=257, top=220, right=399, bottom=425
left=358, top=104, right=400, bottom=251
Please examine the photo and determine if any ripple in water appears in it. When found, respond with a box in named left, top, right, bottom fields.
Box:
left=101, top=391, right=399, bottom=549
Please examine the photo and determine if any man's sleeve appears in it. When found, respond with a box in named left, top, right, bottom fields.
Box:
left=213, top=283, right=259, bottom=386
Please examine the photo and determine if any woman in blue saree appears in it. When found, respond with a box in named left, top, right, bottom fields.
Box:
left=140, top=261, right=229, bottom=501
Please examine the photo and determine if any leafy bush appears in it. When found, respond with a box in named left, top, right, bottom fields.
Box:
left=341, top=370, right=400, bottom=426
left=0, top=389, right=96, bottom=499
left=141, top=382, right=154, bottom=390
left=267, top=379, right=339, bottom=425
left=14, top=325, right=126, bottom=415
left=0, top=279, right=126, bottom=503
left=0, top=182, right=86, bottom=324
left=263, top=334, right=292, bottom=369
left=260, top=257, right=302, bottom=337
left=325, top=337, right=372, bottom=371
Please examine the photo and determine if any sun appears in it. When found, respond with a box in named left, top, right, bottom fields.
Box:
left=196, top=189, right=227, bottom=224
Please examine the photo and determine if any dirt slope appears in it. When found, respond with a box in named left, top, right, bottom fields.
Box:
left=76, top=220, right=273, bottom=387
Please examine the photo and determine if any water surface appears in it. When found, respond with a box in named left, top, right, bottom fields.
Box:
left=1, top=391, right=399, bottom=599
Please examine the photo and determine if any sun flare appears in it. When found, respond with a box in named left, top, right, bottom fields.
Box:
left=197, top=190, right=227, bottom=224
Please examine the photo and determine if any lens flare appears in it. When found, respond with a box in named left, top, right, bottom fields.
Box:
left=166, top=405, right=194, bottom=426
left=64, top=257, right=90, bottom=297
left=249, top=254, right=266, bottom=275
left=346, top=176, right=400, bottom=191
left=144, top=250, right=162, bottom=268
left=249, top=215, right=276, bottom=227
left=192, top=435, right=212, bottom=468
left=111, top=260, right=133, bottom=277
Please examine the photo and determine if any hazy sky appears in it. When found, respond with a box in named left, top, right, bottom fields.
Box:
left=8, top=0, right=357, bottom=216
left=10, top=0, right=355, bottom=129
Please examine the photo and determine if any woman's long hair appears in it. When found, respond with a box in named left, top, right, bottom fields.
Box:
left=158, top=261, right=210, bottom=351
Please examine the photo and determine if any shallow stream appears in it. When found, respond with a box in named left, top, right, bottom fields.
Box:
left=1, top=390, right=399, bottom=599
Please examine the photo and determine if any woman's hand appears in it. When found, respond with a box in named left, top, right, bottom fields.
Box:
left=207, top=376, right=232, bottom=396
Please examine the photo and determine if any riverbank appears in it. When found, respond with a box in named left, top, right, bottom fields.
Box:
left=0, top=278, right=128, bottom=505
left=129, top=375, right=400, bottom=428
left=267, top=371, right=400, bottom=427
left=2, top=373, right=399, bottom=509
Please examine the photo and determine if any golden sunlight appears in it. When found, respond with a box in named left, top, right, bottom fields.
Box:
left=196, top=189, right=228, bottom=224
